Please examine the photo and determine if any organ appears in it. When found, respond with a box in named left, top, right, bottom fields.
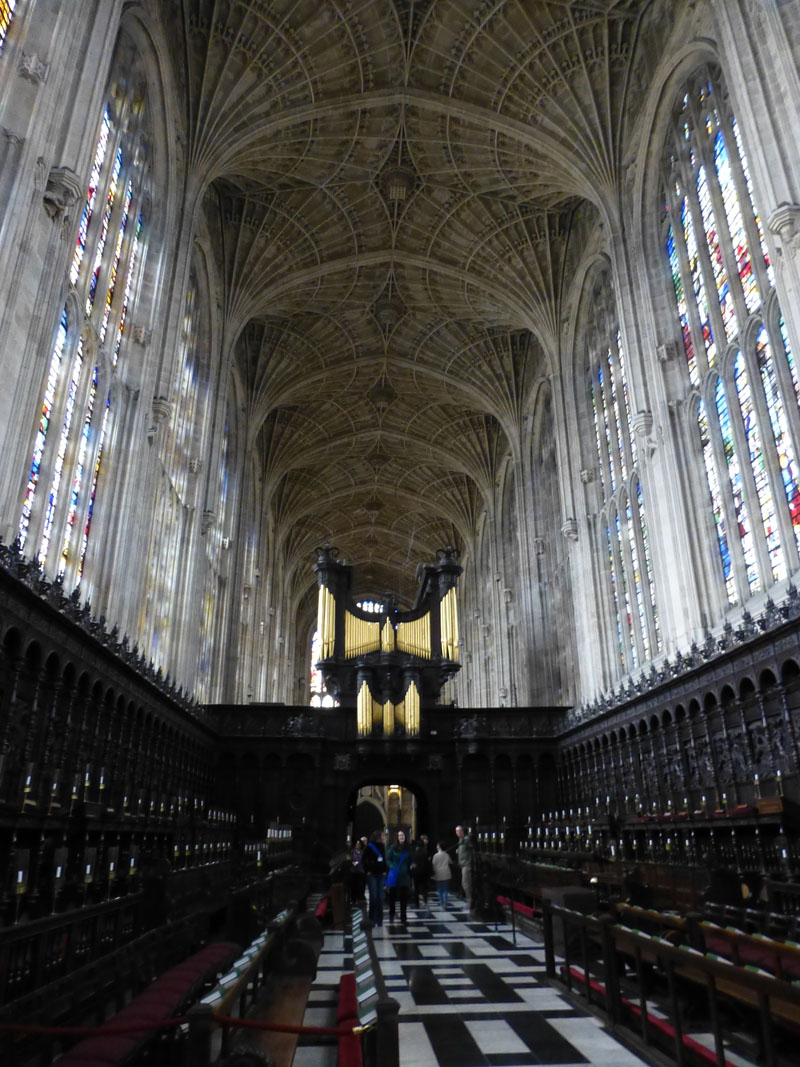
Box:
left=313, top=543, right=462, bottom=735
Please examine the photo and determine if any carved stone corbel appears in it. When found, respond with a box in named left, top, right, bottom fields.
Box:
left=656, top=341, right=678, bottom=363
left=561, top=517, right=578, bottom=542
left=18, top=51, right=49, bottom=85
left=151, top=395, right=172, bottom=423
left=201, top=509, right=215, bottom=535
left=43, top=166, right=82, bottom=220
left=768, top=203, right=800, bottom=257
left=146, top=395, right=172, bottom=443
left=132, top=325, right=152, bottom=347
left=1, top=126, right=23, bottom=147
left=632, top=409, right=658, bottom=456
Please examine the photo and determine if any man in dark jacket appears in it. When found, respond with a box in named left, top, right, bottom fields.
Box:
left=362, top=829, right=387, bottom=927
left=411, top=835, right=431, bottom=905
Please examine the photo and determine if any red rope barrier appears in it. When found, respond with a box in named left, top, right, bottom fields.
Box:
left=213, top=1014, right=364, bottom=1036
left=0, top=1019, right=187, bottom=1036
left=0, top=1014, right=365, bottom=1038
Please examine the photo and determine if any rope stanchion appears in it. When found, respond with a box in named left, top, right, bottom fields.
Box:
left=212, top=1014, right=370, bottom=1036
left=0, top=1019, right=188, bottom=1036
left=0, top=1015, right=368, bottom=1038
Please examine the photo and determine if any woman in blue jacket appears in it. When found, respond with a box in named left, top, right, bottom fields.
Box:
left=385, top=829, right=412, bottom=924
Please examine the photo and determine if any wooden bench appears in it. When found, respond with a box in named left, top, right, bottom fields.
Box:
left=251, top=973, right=317, bottom=1067
left=612, top=924, right=800, bottom=1033
left=337, top=972, right=362, bottom=1067
left=698, top=921, right=800, bottom=981
left=561, top=963, right=742, bottom=1067
left=57, top=940, right=240, bottom=1066
left=546, top=901, right=800, bottom=1067
left=615, top=902, right=687, bottom=940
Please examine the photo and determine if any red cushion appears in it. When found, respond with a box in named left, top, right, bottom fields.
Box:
left=338, top=1031, right=363, bottom=1067
left=337, top=973, right=358, bottom=1022
left=59, top=1035, right=140, bottom=1064
left=703, top=934, right=734, bottom=958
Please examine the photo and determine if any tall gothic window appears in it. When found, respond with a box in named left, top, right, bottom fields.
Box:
left=196, top=393, right=236, bottom=702
left=532, top=387, right=576, bottom=704
left=587, top=270, right=660, bottom=673
left=19, top=71, right=149, bottom=583
left=663, top=66, right=799, bottom=605
left=141, top=263, right=212, bottom=670
left=357, top=599, right=384, bottom=614
left=0, top=1, right=16, bottom=54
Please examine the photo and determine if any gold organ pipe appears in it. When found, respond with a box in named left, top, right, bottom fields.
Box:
left=382, top=700, right=393, bottom=735
left=326, top=588, right=335, bottom=658
left=344, top=611, right=380, bottom=658
left=440, top=587, right=459, bottom=661
left=405, top=682, right=420, bottom=735
left=318, top=587, right=336, bottom=659
left=357, top=680, right=371, bottom=736
left=396, top=613, right=431, bottom=658
left=317, top=586, right=325, bottom=647
left=381, top=617, right=395, bottom=651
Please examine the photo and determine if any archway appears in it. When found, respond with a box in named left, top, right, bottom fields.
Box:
left=346, top=778, right=430, bottom=846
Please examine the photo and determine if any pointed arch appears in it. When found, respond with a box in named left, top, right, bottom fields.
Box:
left=578, top=263, right=660, bottom=682
left=659, top=63, right=800, bottom=606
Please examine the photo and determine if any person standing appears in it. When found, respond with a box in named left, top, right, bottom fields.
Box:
left=455, top=824, right=474, bottom=909
left=432, top=842, right=453, bottom=907
left=385, top=829, right=412, bottom=924
left=362, top=829, right=387, bottom=927
left=351, top=839, right=366, bottom=902
left=411, top=835, right=431, bottom=905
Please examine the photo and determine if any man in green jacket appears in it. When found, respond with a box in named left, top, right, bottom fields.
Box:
left=455, top=824, right=473, bottom=908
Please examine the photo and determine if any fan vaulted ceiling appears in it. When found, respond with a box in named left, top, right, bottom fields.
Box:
left=164, top=0, right=660, bottom=603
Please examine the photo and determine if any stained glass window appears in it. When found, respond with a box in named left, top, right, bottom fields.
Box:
left=357, top=599, right=385, bottom=614
left=663, top=66, right=799, bottom=604
left=197, top=399, right=235, bottom=703
left=755, top=327, right=800, bottom=551
left=698, top=398, right=734, bottom=601
left=606, top=522, right=624, bottom=665
left=310, top=629, right=338, bottom=707
left=19, top=75, right=148, bottom=585
left=0, top=1, right=16, bottom=55
left=587, top=270, right=660, bottom=678
left=141, top=268, right=209, bottom=671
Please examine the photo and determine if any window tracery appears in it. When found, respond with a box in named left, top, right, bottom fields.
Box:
left=586, top=271, right=660, bottom=673
left=532, top=387, right=576, bottom=704
left=141, top=262, right=212, bottom=670
left=19, top=68, right=149, bottom=584
left=663, top=66, right=800, bottom=605
left=197, top=396, right=236, bottom=703
left=0, top=1, right=16, bottom=55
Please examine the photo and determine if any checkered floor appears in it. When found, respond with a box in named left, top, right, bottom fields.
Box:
left=294, top=898, right=648, bottom=1067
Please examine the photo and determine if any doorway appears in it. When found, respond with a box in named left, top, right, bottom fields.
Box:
left=347, top=781, right=427, bottom=845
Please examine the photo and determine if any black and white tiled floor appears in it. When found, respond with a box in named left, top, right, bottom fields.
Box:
left=295, top=898, right=648, bottom=1067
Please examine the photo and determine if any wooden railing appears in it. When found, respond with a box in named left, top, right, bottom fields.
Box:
left=0, top=892, right=144, bottom=1004
left=542, top=900, right=800, bottom=1067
